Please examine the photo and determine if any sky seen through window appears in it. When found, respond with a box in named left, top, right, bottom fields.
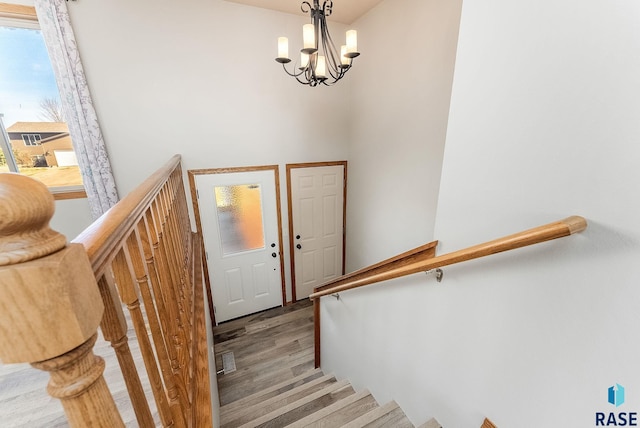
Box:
left=0, top=26, right=60, bottom=127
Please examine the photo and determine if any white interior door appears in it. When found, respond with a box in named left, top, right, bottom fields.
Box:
left=290, top=164, right=345, bottom=299
left=196, top=169, right=283, bottom=323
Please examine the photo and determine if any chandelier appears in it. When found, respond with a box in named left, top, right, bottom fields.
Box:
left=275, top=0, right=360, bottom=87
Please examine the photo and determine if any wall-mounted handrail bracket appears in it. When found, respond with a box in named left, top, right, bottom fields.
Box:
left=425, top=268, right=444, bottom=282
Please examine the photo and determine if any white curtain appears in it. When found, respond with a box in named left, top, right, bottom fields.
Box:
left=34, top=0, right=118, bottom=218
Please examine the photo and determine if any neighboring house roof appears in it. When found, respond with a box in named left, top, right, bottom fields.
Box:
left=6, top=122, right=69, bottom=133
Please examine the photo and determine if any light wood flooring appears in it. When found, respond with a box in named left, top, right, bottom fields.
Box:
left=212, top=299, right=315, bottom=406
left=0, top=323, right=159, bottom=427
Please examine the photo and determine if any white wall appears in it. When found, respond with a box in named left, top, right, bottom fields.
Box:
left=65, top=0, right=352, bottom=301
left=345, top=0, right=462, bottom=269
left=50, top=197, right=93, bottom=240
left=323, top=0, right=640, bottom=427
left=322, top=0, right=462, bottom=423
left=66, top=0, right=350, bottom=194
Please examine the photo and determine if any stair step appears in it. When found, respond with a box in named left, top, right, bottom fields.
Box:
left=221, top=374, right=340, bottom=427
left=218, top=346, right=315, bottom=405
left=417, top=418, right=442, bottom=428
left=238, top=379, right=355, bottom=428
left=341, top=400, right=414, bottom=428
left=220, top=368, right=323, bottom=418
left=287, top=388, right=378, bottom=427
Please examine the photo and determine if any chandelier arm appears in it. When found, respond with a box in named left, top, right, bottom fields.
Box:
left=295, top=76, right=312, bottom=85
left=281, top=63, right=306, bottom=78
left=318, top=17, right=344, bottom=80
left=322, top=0, right=333, bottom=17
left=298, top=67, right=313, bottom=85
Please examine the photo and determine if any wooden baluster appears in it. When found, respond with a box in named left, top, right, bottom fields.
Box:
left=167, top=173, right=195, bottom=397
left=161, top=184, right=190, bottom=384
left=158, top=188, right=185, bottom=319
left=139, top=211, right=174, bottom=348
left=121, top=231, right=187, bottom=428
left=152, top=198, right=182, bottom=329
left=190, top=233, right=213, bottom=427
left=161, top=190, right=194, bottom=412
left=151, top=197, right=190, bottom=396
left=165, top=184, right=192, bottom=354
left=141, top=209, right=191, bottom=416
left=0, top=174, right=123, bottom=427
left=96, top=271, right=155, bottom=427
left=160, top=189, right=190, bottom=338
left=165, top=194, right=193, bottom=401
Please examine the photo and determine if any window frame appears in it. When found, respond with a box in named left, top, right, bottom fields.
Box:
left=0, top=3, right=86, bottom=200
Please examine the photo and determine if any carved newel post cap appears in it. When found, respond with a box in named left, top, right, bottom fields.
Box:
left=0, top=173, right=67, bottom=266
left=0, top=173, right=104, bottom=363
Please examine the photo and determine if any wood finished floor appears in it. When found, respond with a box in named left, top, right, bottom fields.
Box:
left=0, top=300, right=314, bottom=427
left=213, top=299, right=315, bottom=407
left=0, top=321, right=159, bottom=427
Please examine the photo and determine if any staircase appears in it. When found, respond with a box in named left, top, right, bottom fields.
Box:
left=213, top=301, right=441, bottom=428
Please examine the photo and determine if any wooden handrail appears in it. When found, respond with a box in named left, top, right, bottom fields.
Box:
left=73, top=155, right=181, bottom=276
left=311, top=216, right=586, bottom=368
left=313, top=240, right=438, bottom=294
left=310, top=216, right=587, bottom=300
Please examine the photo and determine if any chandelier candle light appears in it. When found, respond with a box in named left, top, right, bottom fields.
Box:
left=275, top=0, right=360, bottom=86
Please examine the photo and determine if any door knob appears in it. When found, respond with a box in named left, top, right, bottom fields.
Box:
left=272, top=252, right=277, bottom=258
left=296, top=235, right=301, bottom=240
left=271, top=243, right=276, bottom=248
left=296, top=244, right=302, bottom=249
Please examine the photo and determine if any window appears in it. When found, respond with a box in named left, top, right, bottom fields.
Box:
left=22, top=134, right=41, bottom=146
left=0, top=4, right=85, bottom=198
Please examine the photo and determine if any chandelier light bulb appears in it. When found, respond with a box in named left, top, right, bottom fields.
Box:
left=340, top=45, right=350, bottom=68
left=316, top=55, right=327, bottom=78
left=278, top=37, right=289, bottom=59
left=345, top=30, right=359, bottom=58
left=300, top=52, right=310, bottom=70
left=302, top=24, right=316, bottom=54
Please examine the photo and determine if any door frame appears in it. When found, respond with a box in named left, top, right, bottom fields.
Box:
left=286, top=161, right=348, bottom=302
left=188, top=165, right=287, bottom=324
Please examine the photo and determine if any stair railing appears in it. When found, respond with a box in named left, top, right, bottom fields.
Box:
left=0, top=155, right=213, bottom=427
left=310, top=216, right=587, bottom=367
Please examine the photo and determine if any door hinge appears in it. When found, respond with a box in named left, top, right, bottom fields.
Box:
left=213, top=305, right=217, bottom=314
left=196, top=189, right=199, bottom=199
left=206, top=251, right=209, bottom=260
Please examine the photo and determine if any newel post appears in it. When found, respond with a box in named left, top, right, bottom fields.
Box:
left=0, top=174, right=124, bottom=427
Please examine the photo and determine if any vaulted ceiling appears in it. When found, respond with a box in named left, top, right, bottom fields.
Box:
left=223, top=0, right=383, bottom=24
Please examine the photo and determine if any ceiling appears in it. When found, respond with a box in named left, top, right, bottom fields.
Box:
left=223, top=0, right=383, bottom=24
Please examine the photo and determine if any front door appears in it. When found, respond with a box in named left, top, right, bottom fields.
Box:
left=194, top=167, right=284, bottom=323
left=287, top=163, right=346, bottom=300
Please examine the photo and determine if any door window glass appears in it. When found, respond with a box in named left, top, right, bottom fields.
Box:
left=214, top=184, right=265, bottom=255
